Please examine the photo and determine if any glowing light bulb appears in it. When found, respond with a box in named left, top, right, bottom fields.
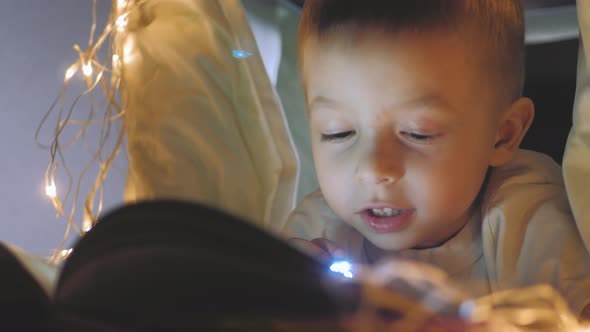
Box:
left=330, top=261, right=354, bottom=278
left=45, top=182, right=57, bottom=198
left=82, top=62, right=93, bottom=77
left=116, top=13, right=128, bottom=32
left=112, top=55, right=121, bottom=74
left=82, top=216, right=93, bottom=233
left=117, top=0, right=128, bottom=11
left=64, top=65, right=77, bottom=81
left=123, top=36, right=135, bottom=63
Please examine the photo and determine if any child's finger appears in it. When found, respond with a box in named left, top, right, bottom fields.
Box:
left=288, top=238, right=331, bottom=262
left=310, top=238, right=348, bottom=259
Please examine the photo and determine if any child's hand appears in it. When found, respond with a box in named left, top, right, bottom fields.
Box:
left=288, top=237, right=348, bottom=263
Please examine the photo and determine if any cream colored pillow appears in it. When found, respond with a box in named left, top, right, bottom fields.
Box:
left=122, top=0, right=301, bottom=231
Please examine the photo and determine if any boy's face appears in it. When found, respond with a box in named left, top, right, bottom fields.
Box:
left=302, top=31, right=507, bottom=251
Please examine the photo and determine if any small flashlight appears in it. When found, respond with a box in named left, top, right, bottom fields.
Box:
left=330, top=260, right=354, bottom=279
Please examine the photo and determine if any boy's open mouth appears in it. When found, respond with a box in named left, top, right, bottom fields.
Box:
left=361, top=208, right=414, bottom=234
left=368, top=207, right=406, bottom=218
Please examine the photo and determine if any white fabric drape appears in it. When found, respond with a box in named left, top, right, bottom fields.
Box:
left=563, top=0, right=590, bottom=252
left=121, top=0, right=303, bottom=231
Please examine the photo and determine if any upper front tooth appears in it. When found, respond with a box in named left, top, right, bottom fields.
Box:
left=372, top=208, right=395, bottom=216
left=371, top=208, right=383, bottom=216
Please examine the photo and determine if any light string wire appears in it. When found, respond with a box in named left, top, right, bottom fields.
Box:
left=35, top=0, right=134, bottom=263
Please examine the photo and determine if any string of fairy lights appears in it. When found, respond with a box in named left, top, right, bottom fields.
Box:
left=38, top=0, right=136, bottom=263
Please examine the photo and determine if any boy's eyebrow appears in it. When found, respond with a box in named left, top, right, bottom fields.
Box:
left=308, top=95, right=454, bottom=112
left=398, top=95, right=455, bottom=113
left=308, top=96, right=345, bottom=111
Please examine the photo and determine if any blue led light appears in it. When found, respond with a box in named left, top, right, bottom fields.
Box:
left=330, top=260, right=354, bottom=278
left=232, top=49, right=253, bottom=59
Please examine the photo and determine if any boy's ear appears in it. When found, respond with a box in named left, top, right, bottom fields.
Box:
left=489, top=97, right=535, bottom=167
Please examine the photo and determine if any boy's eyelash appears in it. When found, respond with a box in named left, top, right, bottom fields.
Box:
left=321, top=131, right=355, bottom=142
left=403, top=132, right=437, bottom=141
left=320, top=131, right=437, bottom=142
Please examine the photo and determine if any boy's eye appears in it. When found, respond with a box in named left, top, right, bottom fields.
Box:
left=402, top=132, right=437, bottom=142
left=321, top=131, right=356, bottom=142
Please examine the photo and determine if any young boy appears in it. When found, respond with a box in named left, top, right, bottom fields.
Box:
left=283, top=0, right=590, bottom=318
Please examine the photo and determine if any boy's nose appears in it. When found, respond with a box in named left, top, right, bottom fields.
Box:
left=357, top=170, right=397, bottom=186
left=356, top=140, right=404, bottom=186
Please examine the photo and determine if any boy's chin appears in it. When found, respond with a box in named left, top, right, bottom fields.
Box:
left=363, top=233, right=419, bottom=253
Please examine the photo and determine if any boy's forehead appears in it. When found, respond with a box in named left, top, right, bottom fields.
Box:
left=299, top=20, right=501, bottom=68
left=301, top=32, right=502, bottom=116
left=301, top=19, right=520, bottom=101
left=307, top=94, right=460, bottom=122
left=302, top=30, right=475, bottom=79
